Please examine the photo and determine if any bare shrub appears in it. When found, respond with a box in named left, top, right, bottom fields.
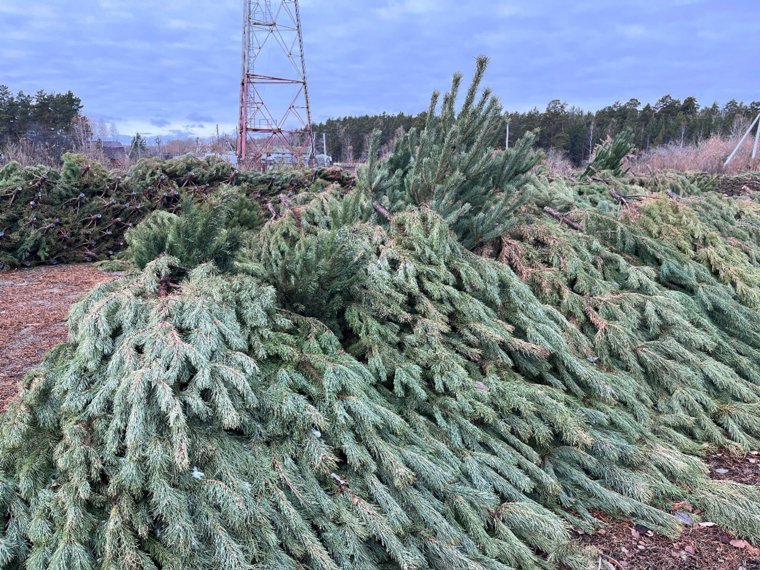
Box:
left=0, top=139, right=129, bottom=170
left=543, top=148, right=576, bottom=176
left=632, top=135, right=760, bottom=175
left=0, top=140, right=60, bottom=167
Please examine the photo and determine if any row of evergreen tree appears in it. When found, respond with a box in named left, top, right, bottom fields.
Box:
left=313, top=96, right=760, bottom=166
left=5, top=83, right=759, bottom=170
left=0, top=86, right=86, bottom=156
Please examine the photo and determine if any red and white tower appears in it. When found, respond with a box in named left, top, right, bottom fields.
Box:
left=237, top=0, right=315, bottom=169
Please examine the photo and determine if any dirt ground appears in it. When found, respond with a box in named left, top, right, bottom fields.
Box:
left=575, top=499, right=760, bottom=569
left=0, top=263, right=116, bottom=411
left=1, top=264, right=760, bottom=569
left=566, top=453, right=760, bottom=569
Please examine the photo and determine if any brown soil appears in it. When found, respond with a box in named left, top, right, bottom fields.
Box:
left=0, top=264, right=117, bottom=411
left=571, top=453, right=760, bottom=569
left=575, top=512, right=760, bottom=569
left=707, top=450, right=760, bottom=485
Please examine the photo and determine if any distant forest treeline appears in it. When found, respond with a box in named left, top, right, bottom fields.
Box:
left=314, top=96, right=760, bottom=165
left=3, top=84, right=759, bottom=169
left=0, top=86, right=85, bottom=155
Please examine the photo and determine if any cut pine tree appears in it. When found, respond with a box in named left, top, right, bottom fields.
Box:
left=3, top=58, right=760, bottom=569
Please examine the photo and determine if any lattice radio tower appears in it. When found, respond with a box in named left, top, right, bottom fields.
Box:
left=237, top=0, right=315, bottom=169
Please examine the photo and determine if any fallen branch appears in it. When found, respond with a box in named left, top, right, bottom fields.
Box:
left=609, top=190, right=645, bottom=205
left=8, top=187, right=20, bottom=206
left=602, top=554, right=626, bottom=570
left=590, top=174, right=612, bottom=185
left=543, top=206, right=583, bottom=231
left=33, top=175, right=47, bottom=189
left=278, top=193, right=292, bottom=209
left=372, top=201, right=392, bottom=221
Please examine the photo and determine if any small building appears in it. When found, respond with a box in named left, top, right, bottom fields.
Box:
left=91, top=140, right=127, bottom=165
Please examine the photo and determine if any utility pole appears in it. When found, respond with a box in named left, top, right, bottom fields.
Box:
left=323, top=132, right=327, bottom=163
left=725, top=113, right=760, bottom=166
left=505, top=121, right=510, bottom=150
left=237, top=0, right=315, bottom=170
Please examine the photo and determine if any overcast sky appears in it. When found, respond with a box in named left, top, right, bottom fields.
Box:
left=1, top=0, right=758, bottom=139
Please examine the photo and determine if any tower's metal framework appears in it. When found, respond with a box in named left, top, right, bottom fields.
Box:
left=237, top=0, right=315, bottom=169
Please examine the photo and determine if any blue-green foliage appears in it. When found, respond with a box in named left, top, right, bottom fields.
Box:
left=3, top=59, right=760, bottom=570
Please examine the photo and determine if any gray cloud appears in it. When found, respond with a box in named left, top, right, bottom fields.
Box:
left=186, top=113, right=214, bottom=123
left=1, top=0, right=758, bottom=137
